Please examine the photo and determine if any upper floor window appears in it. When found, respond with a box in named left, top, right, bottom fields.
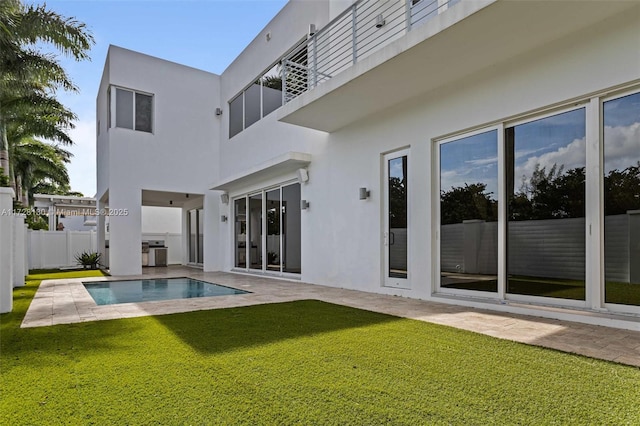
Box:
left=113, top=87, right=153, bottom=133
left=229, top=64, right=283, bottom=138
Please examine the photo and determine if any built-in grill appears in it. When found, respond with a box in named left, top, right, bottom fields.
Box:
left=143, top=240, right=168, bottom=267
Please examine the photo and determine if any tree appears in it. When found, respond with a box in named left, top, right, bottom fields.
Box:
left=440, top=183, right=497, bottom=225
left=11, top=137, right=71, bottom=205
left=0, top=0, right=93, bottom=192
left=604, top=162, right=640, bottom=215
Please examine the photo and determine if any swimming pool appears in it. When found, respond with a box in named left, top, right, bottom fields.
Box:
left=83, top=277, right=250, bottom=306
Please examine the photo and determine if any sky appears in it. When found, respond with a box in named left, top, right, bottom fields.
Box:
left=33, top=0, right=288, bottom=196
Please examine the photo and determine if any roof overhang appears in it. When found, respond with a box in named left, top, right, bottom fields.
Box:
left=210, top=151, right=312, bottom=192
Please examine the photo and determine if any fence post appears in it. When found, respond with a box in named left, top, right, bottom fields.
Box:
left=13, top=215, right=25, bottom=287
left=66, top=230, right=72, bottom=268
left=38, top=229, right=45, bottom=269
left=463, top=219, right=484, bottom=274
left=0, top=187, right=15, bottom=313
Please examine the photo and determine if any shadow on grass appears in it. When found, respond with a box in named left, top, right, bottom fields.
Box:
left=152, top=300, right=401, bottom=354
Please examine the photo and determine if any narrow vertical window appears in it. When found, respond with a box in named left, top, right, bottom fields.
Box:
left=115, top=88, right=133, bottom=129
left=603, top=92, right=640, bottom=306
left=235, top=198, right=247, bottom=268
left=439, top=130, right=498, bottom=293
left=135, top=93, right=153, bottom=133
left=229, top=94, right=243, bottom=138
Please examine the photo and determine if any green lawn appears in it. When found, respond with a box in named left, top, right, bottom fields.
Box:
left=1, top=272, right=640, bottom=425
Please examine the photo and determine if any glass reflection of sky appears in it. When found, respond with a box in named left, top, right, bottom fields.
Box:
left=389, top=157, right=405, bottom=179
left=440, top=130, right=498, bottom=198
left=604, top=92, right=640, bottom=174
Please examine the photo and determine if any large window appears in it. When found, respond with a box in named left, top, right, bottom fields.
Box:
left=604, top=92, right=640, bottom=306
left=113, top=87, right=153, bottom=133
left=506, top=108, right=586, bottom=300
left=228, top=64, right=283, bottom=138
left=439, top=130, right=498, bottom=293
left=234, top=183, right=301, bottom=275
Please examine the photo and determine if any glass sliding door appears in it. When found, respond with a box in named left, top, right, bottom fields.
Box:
left=234, top=198, right=247, bottom=268
left=506, top=108, right=586, bottom=300
left=197, top=208, right=204, bottom=264
left=439, top=130, right=498, bottom=293
left=266, top=188, right=281, bottom=272
left=384, top=150, right=409, bottom=288
left=188, top=209, right=197, bottom=263
left=232, top=183, right=302, bottom=275
left=249, top=193, right=263, bottom=270
left=603, top=92, right=640, bottom=306
left=282, top=183, right=301, bottom=274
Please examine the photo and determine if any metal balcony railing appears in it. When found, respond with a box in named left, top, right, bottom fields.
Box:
left=282, top=0, right=461, bottom=104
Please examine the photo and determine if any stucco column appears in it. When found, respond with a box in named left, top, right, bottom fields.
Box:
left=203, top=192, right=221, bottom=272
left=0, top=187, right=15, bottom=313
left=108, top=187, right=142, bottom=276
left=97, top=199, right=107, bottom=269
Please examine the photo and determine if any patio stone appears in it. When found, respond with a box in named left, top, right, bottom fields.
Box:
left=19, top=266, right=640, bottom=368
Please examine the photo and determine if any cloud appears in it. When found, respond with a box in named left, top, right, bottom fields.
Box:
left=604, top=122, right=640, bottom=173
left=465, top=156, right=497, bottom=166
left=515, top=136, right=586, bottom=184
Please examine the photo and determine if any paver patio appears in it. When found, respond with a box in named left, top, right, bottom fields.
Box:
left=22, top=266, right=640, bottom=367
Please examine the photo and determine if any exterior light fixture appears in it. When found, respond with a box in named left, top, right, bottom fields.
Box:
left=221, top=215, right=228, bottom=222
left=375, top=14, right=385, bottom=28
left=169, top=200, right=173, bottom=205
left=359, top=188, right=370, bottom=200
left=297, top=168, right=309, bottom=184
left=220, top=193, right=229, bottom=204
left=308, top=24, right=316, bottom=36
left=300, top=200, right=310, bottom=210
left=215, top=107, right=223, bottom=116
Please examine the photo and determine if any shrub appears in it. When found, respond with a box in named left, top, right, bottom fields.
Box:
left=75, top=251, right=102, bottom=269
left=0, top=169, right=9, bottom=187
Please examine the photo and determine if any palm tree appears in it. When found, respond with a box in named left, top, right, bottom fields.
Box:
left=0, top=0, right=93, bottom=190
left=11, top=137, right=71, bottom=205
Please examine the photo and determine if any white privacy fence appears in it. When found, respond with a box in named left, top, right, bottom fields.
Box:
left=0, top=188, right=29, bottom=313
left=441, top=214, right=638, bottom=282
left=28, top=230, right=184, bottom=270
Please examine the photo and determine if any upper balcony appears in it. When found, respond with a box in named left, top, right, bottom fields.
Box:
left=277, top=0, right=635, bottom=132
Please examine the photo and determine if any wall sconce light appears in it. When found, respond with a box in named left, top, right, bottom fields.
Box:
left=308, top=24, right=316, bottom=36
left=221, top=215, right=228, bottom=222
left=300, top=200, right=310, bottom=210
left=215, top=107, right=223, bottom=116
left=375, top=14, right=385, bottom=28
left=220, top=193, right=229, bottom=204
left=169, top=200, right=173, bottom=205
left=265, top=32, right=272, bottom=42
left=297, top=168, right=309, bottom=184
left=359, top=187, right=370, bottom=200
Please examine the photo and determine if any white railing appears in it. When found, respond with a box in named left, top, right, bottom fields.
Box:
left=282, top=0, right=461, bottom=102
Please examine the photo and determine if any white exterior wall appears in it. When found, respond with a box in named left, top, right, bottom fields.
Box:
left=97, top=46, right=221, bottom=275
left=301, top=6, right=640, bottom=299
left=218, top=1, right=330, bottom=180
left=96, top=1, right=640, bottom=325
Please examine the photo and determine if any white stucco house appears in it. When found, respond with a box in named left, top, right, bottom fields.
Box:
left=96, top=0, right=640, bottom=328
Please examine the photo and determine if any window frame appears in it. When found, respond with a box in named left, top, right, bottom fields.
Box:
left=109, top=85, right=155, bottom=134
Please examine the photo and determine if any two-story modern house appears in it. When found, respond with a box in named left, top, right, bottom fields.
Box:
left=97, top=0, right=640, bottom=328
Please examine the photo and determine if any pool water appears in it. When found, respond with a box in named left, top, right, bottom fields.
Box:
left=83, top=277, right=249, bottom=305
